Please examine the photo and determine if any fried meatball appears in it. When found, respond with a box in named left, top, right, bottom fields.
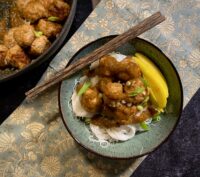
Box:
left=81, top=87, right=102, bottom=113
left=30, top=36, right=51, bottom=56
left=37, top=19, right=62, bottom=38
left=5, top=45, right=30, bottom=69
left=16, top=0, right=32, bottom=12
left=47, top=0, right=70, bottom=21
left=97, top=56, right=118, bottom=77
left=22, top=1, right=48, bottom=22
left=0, top=45, right=8, bottom=67
left=118, top=57, right=142, bottom=81
left=3, top=28, right=18, bottom=49
left=98, top=77, right=112, bottom=92
left=14, top=24, right=35, bottom=48
left=124, top=78, right=149, bottom=104
left=40, top=0, right=54, bottom=8
left=104, top=82, right=125, bottom=100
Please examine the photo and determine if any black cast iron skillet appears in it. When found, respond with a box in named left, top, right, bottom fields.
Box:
left=0, top=0, right=77, bottom=83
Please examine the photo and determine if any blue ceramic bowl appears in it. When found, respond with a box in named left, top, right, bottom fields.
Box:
left=59, top=36, right=183, bottom=159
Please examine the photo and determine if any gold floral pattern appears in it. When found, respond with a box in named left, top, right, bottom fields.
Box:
left=41, top=156, right=61, bottom=177
left=0, top=0, right=199, bottom=177
left=9, top=105, right=34, bottom=125
left=0, top=133, right=15, bottom=152
left=157, top=17, right=175, bottom=37
left=189, top=49, right=200, bottom=68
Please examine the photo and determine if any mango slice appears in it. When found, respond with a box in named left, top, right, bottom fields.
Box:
left=133, top=53, right=169, bottom=110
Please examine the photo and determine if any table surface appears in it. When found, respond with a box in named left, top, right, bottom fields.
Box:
left=0, top=1, right=200, bottom=177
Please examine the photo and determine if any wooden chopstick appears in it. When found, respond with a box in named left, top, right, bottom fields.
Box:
left=26, top=12, right=165, bottom=99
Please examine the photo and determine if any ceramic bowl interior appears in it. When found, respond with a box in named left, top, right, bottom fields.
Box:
left=59, top=36, right=183, bottom=159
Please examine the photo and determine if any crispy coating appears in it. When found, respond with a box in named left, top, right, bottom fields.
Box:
left=47, top=0, right=70, bottom=21
left=98, top=77, right=112, bottom=93
left=0, top=45, right=8, bottom=67
left=104, top=82, right=125, bottom=100
left=14, top=24, right=35, bottom=48
left=124, top=78, right=148, bottom=104
left=5, top=45, right=30, bottom=69
left=81, top=87, right=102, bottom=113
left=3, top=28, right=18, bottom=49
left=22, top=1, right=48, bottom=22
left=30, top=36, right=51, bottom=56
left=37, top=19, right=62, bottom=38
left=118, top=57, right=142, bottom=81
left=16, top=0, right=32, bottom=12
left=96, top=55, right=118, bottom=77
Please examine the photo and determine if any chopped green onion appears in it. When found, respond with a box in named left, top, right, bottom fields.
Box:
left=137, top=105, right=144, bottom=111
left=143, top=96, right=149, bottom=103
left=141, top=96, right=149, bottom=107
left=34, top=31, right=43, bottom=37
left=140, top=122, right=150, bottom=131
left=152, top=115, right=161, bottom=122
left=129, top=87, right=144, bottom=97
left=141, top=77, right=149, bottom=87
left=84, top=117, right=91, bottom=124
left=48, top=16, right=59, bottom=22
left=78, top=82, right=91, bottom=96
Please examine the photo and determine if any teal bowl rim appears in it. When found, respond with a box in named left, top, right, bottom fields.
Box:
left=58, top=35, right=184, bottom=159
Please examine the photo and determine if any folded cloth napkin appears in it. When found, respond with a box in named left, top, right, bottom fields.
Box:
left=0, top=0, right=199, bottom=176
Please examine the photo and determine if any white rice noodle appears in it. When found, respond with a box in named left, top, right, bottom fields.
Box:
left=90, top=124, right=112, bottom=141
left=109, top=53, right=126, bottom=62
left=71, top=90, right=94, bottom=118
left=106, top=125, right=136, bottom=141
left=90, top=76, right=99, bottom=86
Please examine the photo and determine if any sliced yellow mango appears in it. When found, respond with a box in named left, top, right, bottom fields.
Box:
left=133, top=53, right=169, bottom=109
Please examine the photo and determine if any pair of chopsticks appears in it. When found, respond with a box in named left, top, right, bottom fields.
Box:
left=26, top=12, right=165, bottom=100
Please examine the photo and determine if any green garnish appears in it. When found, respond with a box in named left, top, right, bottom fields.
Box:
left=84, top=117, right=91, bottom=124
left=140, top=122, right=150, bottom=131
left=129, top=87, right=144, bottom=97
left=48, top=16, right=59, bottom=22
left=152, top=115, right=161, bottom=122
left=137, top=105, right=144, bottom=111
left=79, top=117, right=91, bottom=124
left=141, top=77, right=149, bottom=87
left=143, top=96, right=149, bottom=103
left=34, top=31, right=43, bottom=37
left=78, top=82, right=91, bottom=96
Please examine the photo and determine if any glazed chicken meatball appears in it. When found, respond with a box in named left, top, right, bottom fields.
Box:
left=16, top=0, right=32, bottom=13
left=22, top=1, right=48, bottom=22
left=118, top=57, right=142, bottom=81
left=81, top=87, right=102, bottom=113
left=30, top=36, right=51, bottom=56
left=124, top=78, right=149, bottom=104
left=47, top=0, right=70, bottom=21
left=97, top=56, right=118, bottom=77
left=5, top=45, right=30, bottom=69
left=37, top=19, right=62, bottom=38
left=3, top=28, right=18, bottom=49
left=104, top=82, right=125, bottom=100
left=0, top=45, right=8, bottom=67
left=40, top=0, right=54, bottom=8
left=14, top=24, right=35, bottom=48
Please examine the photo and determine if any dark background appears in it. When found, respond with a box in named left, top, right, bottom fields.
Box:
left=0, top=1, right=199, bottom=176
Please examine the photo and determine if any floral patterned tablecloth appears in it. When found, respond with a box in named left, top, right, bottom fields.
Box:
left=0, top=0, right=199, bottom=176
